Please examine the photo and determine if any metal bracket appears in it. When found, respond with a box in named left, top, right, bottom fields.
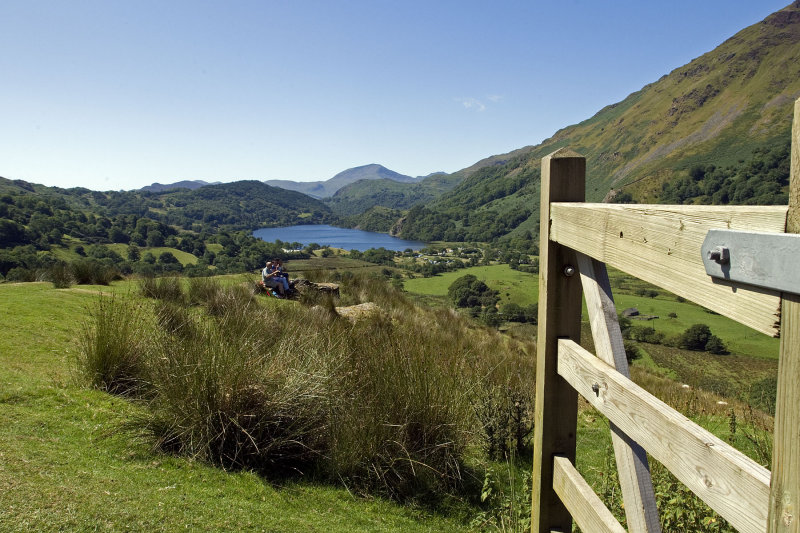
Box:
left=702, top=229, right=800, bottom=295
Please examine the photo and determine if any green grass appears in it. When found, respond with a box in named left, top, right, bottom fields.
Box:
left=0, top=281, right=470, bottom=532
left=403, top=265, right=539, bottom=307
left=284, top=255, right=390, bottom=276
left=611, top=292, right=779, bottom=359
left=107, top=244, right=199, bottom=266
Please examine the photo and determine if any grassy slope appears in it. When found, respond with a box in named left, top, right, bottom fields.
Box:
left=0, top=282, right=468, bottom=532
left=395, top=4, right=799, bottom=244
left=403, top=265, right=539, bottom=307
left=404, top=265, right=779, bottom=359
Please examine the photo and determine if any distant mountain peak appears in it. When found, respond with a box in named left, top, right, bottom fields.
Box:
left=265, top=164, right=416, bottom=198
left=140, top=180, right=219, bottom=192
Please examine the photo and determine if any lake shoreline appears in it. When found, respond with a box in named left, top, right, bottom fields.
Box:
left=253, top=224, right=425, bottom=252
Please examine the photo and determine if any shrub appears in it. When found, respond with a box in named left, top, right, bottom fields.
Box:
left=623, top=340, right=642, bottom=363
left=680, top=324, right=713, bottom=351
left=629, top=325, right=665, bottom=345
left=143, top=306, right=329, bottom=474
left=448, top=274, right=498, bottom=309
left=705, top=335, right=728, bottom=355
left=6, top=267, right=35, bottom=282
left=202, top=283, right=256, bottom=317
left=78, top=271, right=534, bottom=504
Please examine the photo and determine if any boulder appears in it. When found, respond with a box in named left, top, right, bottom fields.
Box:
left=335, top=302, right=381, bottom=322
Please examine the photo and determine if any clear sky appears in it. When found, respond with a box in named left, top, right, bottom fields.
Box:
left=0, top=0, right=791, bottom=191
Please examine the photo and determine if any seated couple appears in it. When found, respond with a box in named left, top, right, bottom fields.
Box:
left=261, top=259, right=292, bottom=297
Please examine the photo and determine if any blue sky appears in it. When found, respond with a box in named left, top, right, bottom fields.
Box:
left=0, top=0, right=790, bottom=191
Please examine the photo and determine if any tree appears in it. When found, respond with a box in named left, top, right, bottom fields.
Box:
left=127, top=244, right=141, bottom=262
left=705, top=335, right=727, bottom=355
left=158, top=251, right=179, bottom=264
left=679, top=324, right=713, bottom=351
left=146, top=230, right=164, bottom=247
left=447, top=274, right=498, bottom=309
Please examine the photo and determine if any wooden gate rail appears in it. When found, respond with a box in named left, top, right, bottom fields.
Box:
left=531, top=97, right=800, bottom=532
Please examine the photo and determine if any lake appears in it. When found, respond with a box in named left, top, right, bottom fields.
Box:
left=253, top=224, right=426, bottom=252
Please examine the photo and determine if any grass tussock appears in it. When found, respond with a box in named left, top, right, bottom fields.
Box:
left=77, top=295, right=149, bottom=396
left=78, top=272, right=538, bottom=503
left=138, top=274, right=185, bottom=303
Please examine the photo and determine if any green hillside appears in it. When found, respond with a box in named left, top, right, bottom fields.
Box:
left=324, top=169, right=466, bottom=221
left=266, top=164, right=417, bottom=198
left=324, top=178, right=440, bottom=217
left=398, top=2, right=800, bottom=242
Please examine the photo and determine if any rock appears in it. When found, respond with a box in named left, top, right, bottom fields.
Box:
left=335, top=302, right=382, bottom=322
left=292, top=278, right=340, bottom=298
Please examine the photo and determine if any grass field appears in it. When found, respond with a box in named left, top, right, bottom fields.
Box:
left=403, top=265, right=539, bottom=307
left=106, top=244, right=200, bottom=266
left=403, top=263, right=779, bottom=360
left=1, top=273, right=777, bottom=532
left=0, top=281, right=470, bottom=532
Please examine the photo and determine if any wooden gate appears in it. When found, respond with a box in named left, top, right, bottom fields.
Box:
left=531, top=97, right=800, bottom=533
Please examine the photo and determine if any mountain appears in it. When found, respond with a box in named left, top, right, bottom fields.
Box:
left=323, top=169, right=465, bottom=217
left=265, top=164, right=417, bottom=198
left=152, top=181, right=334, bottom=229
left=398, top=1, right=800, bottom=243
left=140, top=180, right=219, bottom=192
left=0, top=176, right=334, bottom=234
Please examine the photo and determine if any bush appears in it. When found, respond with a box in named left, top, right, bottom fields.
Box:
left=623, top=340, right=642, bottom=363
left=629, top=325, right=665, bottom=345
left=680, top=324, right=713, bottom=351
left=5, top=267, right=35, bottom=282
left=448, top=274, right=498, bottom=309
left=705, top=335, right=728, bottom=355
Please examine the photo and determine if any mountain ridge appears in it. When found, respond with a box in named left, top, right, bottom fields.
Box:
left=265, top=164, right=418, bottom=198
left=395, top=1, right=800, bottom=243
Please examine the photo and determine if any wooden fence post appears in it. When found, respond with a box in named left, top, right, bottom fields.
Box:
left=768, top=97, right=800, bottom=532
left=531, top=148, right=585, bottom=533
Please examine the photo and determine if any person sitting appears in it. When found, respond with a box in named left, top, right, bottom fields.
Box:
left=273, top=258, right=291, bottom=285
left=261, top=261, right=288, bottom=297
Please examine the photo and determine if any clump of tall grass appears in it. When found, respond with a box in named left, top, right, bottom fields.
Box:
left=77, top=296, right=149, bottom=395
left=187, top=276, right=223, bottom=306
left=202, top=283, right=257, bottom=317
left=46, top=262, right=74, bottom=288
left=70, top=259, right=119, bottom=285
left=328, top=312, right=478, bottom=498
left=139, top=274, right=184, bottom=303
left=143, top=307, right=331, bottom=472
left=78, top=272, right=538, bottom=503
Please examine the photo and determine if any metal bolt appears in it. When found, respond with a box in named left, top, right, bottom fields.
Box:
left=591, top=383, right=600, bottom=396
left=707, top=246, right=730, bottom=265
left=563, top=265, right=576, bottom=277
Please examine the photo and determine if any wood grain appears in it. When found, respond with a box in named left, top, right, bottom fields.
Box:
left=558, top=339, right=771, bottom=533
left=531, top=148, right=585, bottom=533
left=768, top=96, right=800, bottom=533
left=578, top=253, right=661, bottom=533
left=550, top=203, right=787, bottom=336
left=553, top=455, right=626, bottom=533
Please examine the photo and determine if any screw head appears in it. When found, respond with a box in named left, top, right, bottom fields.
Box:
left=707, top=246, right=730, bottom=265
left=563, top=265, right=576, bottom=277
